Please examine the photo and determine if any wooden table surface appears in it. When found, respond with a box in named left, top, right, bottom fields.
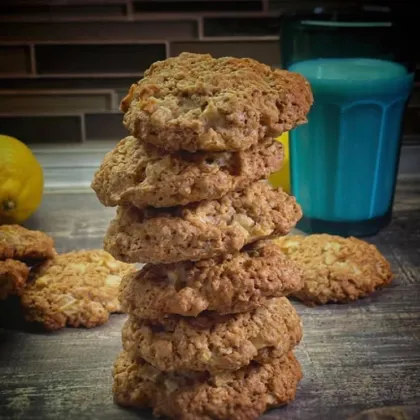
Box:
left=1, top=178, right=420, bottom=420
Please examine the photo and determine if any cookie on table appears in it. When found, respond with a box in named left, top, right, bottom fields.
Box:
left=104, top=181, right=302, bottom=264
left=121, top=52, right=313, bottom=153
left=21, top=249, right=135, bottom=330
left=113, top=350, right=302, bottom=420
left=274, top=234, right=393, bottom=306
left=120, top=243, right=303, bottom=319
left=121, top=297, right=302, bottom=373
left=91, top=135, right=283, bottom=209
left=0, top=259, right=30, bottom=300
left=0, top=224, right=55, bottom=261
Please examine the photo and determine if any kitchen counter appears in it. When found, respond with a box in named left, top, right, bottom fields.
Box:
left=0, top=177, right=419, bottom=420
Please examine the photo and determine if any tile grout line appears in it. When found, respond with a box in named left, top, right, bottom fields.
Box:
left=199, top=35, right=280, bottom=41
left=197, top=16, right=204, bottom=40
left=0, top=88, right=120, bottom=95
left=165, top=40, right=171, bottom=58
left=0, top=36, right=280, bottom=46
left=125, top=0, right=134, bottom=21
left=29, top=44, right=37, bottom=75
left=0, top=72, right=144, bottom=79
left=80, top=113, right=87, bottom=143
left=110, top=90, right=119, bottom=111
left=0, top=39, right=170, bottom=46
left=262, top=0, right=270, bottom=12
left=1, top=11, right=283, bottom=22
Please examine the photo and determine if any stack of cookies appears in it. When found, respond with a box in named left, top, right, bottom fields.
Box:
left=91, top=52, right=313, bottom=420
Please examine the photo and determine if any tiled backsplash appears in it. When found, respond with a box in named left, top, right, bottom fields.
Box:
left=0, top=0, right=419, bottom=145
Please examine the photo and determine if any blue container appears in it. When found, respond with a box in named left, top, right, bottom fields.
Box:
left=289, top=58, right=414, bottom=236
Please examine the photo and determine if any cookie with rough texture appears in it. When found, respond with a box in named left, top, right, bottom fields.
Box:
left=121, top=297, right=302, bottom=373
left=91, top=136, right=283, bottom=209
left=0, top=224, right=55, bottom=261
left=120, top=243, right=303, bottom=319
left=105, top=181, right=302, bottom=264
left=274, top=234, right=393, bottom=305
left=21, top=249, right=135, bottom=330
left=113, top=350, right=302, bottom=420
left=121, top=52, right=313, bottom=153
left=0, top=259, right=30, bottom=300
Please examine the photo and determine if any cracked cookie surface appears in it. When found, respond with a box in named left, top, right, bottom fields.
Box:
left=120, top=243, right=303, bottom=319
left=0, top=224, right=55, bottom=261
left=113, top=350, right=302, bottom=420
left=21, top=249, right=135, bottom=330
left=0, top=259, right=30, bottom=300
left=121, top=52, right=313, bottom=153
left=274, top=234, right=393, bottom=305
left=121, top=297, right=302, bottom=373
left=91, top=136, right=283, bottom=209
left=104, top=181, right=302, bottom=264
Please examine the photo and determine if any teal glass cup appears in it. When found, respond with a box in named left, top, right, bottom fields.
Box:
left=280, top=6, right=414, bottom=236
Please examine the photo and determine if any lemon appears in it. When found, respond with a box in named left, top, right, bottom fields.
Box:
left=268, top=132, right=291, bottom=193
left=0, top=135, right=44, bottom=224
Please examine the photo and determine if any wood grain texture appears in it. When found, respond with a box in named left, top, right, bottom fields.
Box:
left=1, top=178, right=420, bottom=420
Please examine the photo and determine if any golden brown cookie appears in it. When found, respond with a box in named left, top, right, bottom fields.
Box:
left=91, top=136, right=283, bottom=209
left=104, top=181, right=302, bottom=264
left=121, top=52, right=313, bottom=153
left=121, top=297, right=302, bottom=373
left=0, top=259, right=30, bottom=300
left=274, top=234, right=393, bottom=305
left=21, top=249, right=135, bottom=330
left=120, top=243, right=303, bottom=319
left=113, top=350, right=302, bottom=420
left=0, top=224, right=55, bottom=261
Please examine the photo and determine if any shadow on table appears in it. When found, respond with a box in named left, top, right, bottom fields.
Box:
left=0, top=296, right=47, bottom=333
left=117, top=406, right=155, bottom=420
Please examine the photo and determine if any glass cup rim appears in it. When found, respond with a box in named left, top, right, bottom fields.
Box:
left=280, top=5, right=395, bottom=26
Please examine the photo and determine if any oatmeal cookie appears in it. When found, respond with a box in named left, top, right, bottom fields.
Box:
left=0, top=224, right=55, bottom=261
left=274, top=234, right=393, bottom=305
left=113, top=350, right=302, bottom=420
left=0, top=259, right=30, bottom=300
left=121, top=52, right=313, bottom=152
left=91, top=136, right=283, bottom=208
left=120, top=243, right=303, bottom=319
left=21, top=249, right=135, bottom=330
left=121, top=297, right=302, bottom=373
left=104, top=181, right=302, bottom=264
